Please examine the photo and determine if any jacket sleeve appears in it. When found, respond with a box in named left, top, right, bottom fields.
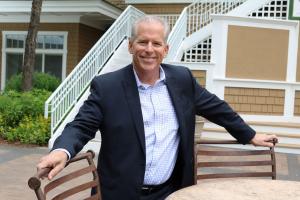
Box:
left=189, top=71, right=256, bottom=144
left=52, top=77, right=104, bottom=157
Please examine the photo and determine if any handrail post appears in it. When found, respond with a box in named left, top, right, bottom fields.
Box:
left=44, top=6, right=144, bottom=137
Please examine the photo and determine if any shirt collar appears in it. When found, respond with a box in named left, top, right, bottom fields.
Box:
left=133, top=66, right=166, bottom=89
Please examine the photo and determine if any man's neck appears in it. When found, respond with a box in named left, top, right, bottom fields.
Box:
left=134, top=67, right=160, bottom=86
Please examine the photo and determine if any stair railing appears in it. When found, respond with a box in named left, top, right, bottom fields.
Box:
left=186, top=0, right=246, bottom=35
left=45, top=6, right=144, bottom=135
left=165, top=7, right=188, bottom=62
left=166, top=0, right=247, bottom=62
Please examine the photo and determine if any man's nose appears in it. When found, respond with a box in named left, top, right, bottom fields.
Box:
left=145, top=42, right=154, bottom=51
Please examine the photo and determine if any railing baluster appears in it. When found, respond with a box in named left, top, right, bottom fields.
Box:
left=45, top=6, right=144, bottom=136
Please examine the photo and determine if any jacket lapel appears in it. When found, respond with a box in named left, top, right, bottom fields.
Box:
left=122, top=65, right=146, bottom=155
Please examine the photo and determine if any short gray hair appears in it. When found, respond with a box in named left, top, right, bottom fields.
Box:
left=130, top=15, right=170, bottom=42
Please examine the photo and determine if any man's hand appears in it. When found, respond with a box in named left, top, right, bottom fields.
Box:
left=37, top=150, right=68, bottom=180
left=250, top=133, right=278, bottom=147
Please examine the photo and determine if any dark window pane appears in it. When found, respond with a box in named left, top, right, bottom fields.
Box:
left=36, top=35, right=44, bottom=49
left=34, top=54, right=43, bottom=72
left=44, top=35, right=64, bottom=49
left=6, top=35, right=25, bottom=48
left=6, top=53, right=23, bottom=81
left=44, top=55, right=62, bottom=80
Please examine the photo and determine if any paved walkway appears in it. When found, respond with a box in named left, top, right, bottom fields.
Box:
left=0, top=144, right=299, bottom=200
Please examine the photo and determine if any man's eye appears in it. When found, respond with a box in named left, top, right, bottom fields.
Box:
left=138, top=41, right=147, bottom=45
left=153, top=42, right=162, bottom=47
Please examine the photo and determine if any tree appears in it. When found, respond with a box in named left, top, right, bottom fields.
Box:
left=22, top=0, right=43, bottom=91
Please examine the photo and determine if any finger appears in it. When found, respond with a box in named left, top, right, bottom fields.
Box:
left=264, top=138, right=278, bottom=147
left=263, top=141, right=274, bottom=148
left=265, top=135, right=278, bottom=143
left=48, top=164, right=64, bottom=180
left=37, top=161, right=51, bottom=171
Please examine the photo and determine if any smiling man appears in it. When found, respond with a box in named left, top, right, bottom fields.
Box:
left=37, top=16, right=277, bottom=200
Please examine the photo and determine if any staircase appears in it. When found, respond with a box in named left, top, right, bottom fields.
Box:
left=167, top=0, right=298, bottom=153
left=45, top=6, right=143, bottom=151
left=46, top=0, right=299, bottom=154
left=200, top=120, right=300, bottom=154
left=48, top=39, right=132, bottom=151
left=166, top=0, right=288, bottom=63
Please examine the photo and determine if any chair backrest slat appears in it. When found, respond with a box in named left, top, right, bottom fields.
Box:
left=198, top=160, right=273, bottom=167
left=28, top=150, right=102, bottom=200
left=44, top=165, right=96, bottom=194
left=198, top=149, right=271, bottom=156
left=52, top=180, right=98, bottom=200
left=84, top=194, right=99, bottom=200
left=194, top=139, right=277, bottom=184
left=197, top=172, right=274, bottom=179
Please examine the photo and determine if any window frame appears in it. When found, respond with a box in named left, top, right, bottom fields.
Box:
left=1, top=31, right=68, bottom=90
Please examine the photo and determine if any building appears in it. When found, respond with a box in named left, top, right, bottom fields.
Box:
left=0, top=0, right=121, bottom=90
left=2, top=0, right=299, bottom=153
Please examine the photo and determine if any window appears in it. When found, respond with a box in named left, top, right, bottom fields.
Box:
left=1, top=31, right=67, bottom=90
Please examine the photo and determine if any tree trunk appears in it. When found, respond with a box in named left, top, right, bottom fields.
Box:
left=21, top=0, right=43, bottom=91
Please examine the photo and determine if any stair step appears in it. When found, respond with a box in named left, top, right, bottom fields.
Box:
left=276, top=143, right=300, bottom=149
left=197, top=120, right=300, bottom=129
left=246, top=121, right=300, bottom=129
left=202, top=128, right=300, bottom=139
left=199, top=137, right=300, bottom=150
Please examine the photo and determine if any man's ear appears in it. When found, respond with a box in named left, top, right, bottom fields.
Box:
left=128, top=40, right=133, bottom=54
left=164, top=44, right=169, bottom=57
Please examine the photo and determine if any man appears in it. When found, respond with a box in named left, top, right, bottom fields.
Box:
left=38, top=16, right=277, bottom=200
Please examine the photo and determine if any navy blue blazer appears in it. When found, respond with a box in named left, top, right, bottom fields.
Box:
left=53, top=64, right=256, bottom=200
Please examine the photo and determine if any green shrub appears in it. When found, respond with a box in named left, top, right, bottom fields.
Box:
left=5, top=115, right=50, bottom=145
left=4, top=74, right=22, bottom=91
left=0, top=93, right=13, bottom=112
left=5, top=72, right=60, bottom=92
left=1, top=77, right=54, bottom=145
left=33, top=73, right=60, bottom=92
left=0, top=115, right=6, bottom=137
left=0, top=89, right=51, bottom=132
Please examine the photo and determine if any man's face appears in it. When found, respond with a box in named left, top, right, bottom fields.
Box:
left=129, top=21, right=169, bottom=74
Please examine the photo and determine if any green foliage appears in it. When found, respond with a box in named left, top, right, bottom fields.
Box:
left=0, top=89, right=51, bottom=128
left=4, top=74, right=22, bottom=91
left=1, top=71, right=58, bottom=145
left=5, top=72, right=60, bottom=92
left=33, top=73, right=60, bottom=92
left=0, top=89, right=51, bottom=145
left=5, top=115, right=50, bottom=145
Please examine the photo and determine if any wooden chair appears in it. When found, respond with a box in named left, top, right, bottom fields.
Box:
left=194, top=138, right=277, bottom=184
left=28, top=150, right=101, bottom=200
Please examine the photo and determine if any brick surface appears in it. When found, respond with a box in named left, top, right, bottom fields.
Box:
left=0, top=144, right=299, bottom=199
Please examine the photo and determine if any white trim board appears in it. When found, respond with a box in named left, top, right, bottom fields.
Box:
left=126, top=0, right=240, bottom=3
left=126, top=0, right=193, bottom=3
left=0, top=1, right=121, bottom=19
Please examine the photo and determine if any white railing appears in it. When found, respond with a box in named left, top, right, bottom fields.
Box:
left=183, top=35, right=212, bottom=63
left=166, top=0, right=247, bottom=62
left=165, top=8, right=188, bottom=62
left=45, top=6, right=144, bottom=135
left=183, top=0, right=288, bottom=63
left=152, top=14, right=180, bottom=30
left=249, top=0, right=288, bottom=20
left=186, top=0, right=247, bottom=35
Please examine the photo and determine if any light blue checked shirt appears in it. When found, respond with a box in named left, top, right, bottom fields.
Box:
left=133, top=67, right=179, bottom=185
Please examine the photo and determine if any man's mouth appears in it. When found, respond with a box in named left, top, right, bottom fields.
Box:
left=140, top=56, right=156, bottom=62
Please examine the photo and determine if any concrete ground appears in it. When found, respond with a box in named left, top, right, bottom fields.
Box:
left=0, top=144, right=299, bottom=200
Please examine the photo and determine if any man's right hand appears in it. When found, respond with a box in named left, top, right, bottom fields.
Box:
left=37, top=150, right=68, bottom=180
